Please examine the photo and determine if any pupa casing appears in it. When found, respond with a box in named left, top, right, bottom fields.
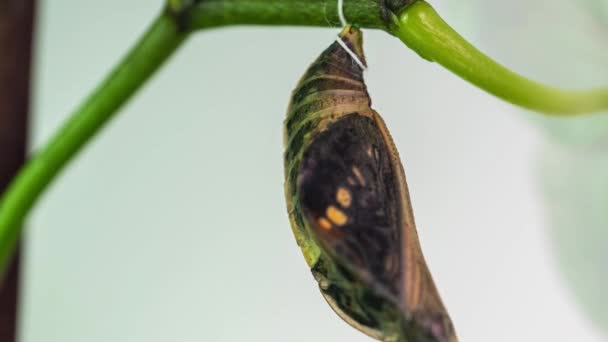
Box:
left=283, top=26, right=457, bottom=342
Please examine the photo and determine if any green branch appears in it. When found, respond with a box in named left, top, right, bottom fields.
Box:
left=0, top=12, right=187, bottom=275
left=0, top=0, right=606, bottom=278
left=393, top=1, right=608, bottom=115
left=183, top=0, right=394, bottom=29
left=183, top=0, right=608, bottom=114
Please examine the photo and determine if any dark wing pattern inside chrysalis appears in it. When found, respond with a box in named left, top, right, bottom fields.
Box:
left=298, top=113, right=403, bottom=299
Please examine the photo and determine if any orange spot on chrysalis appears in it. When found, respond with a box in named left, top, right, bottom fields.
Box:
left=317, top=217, right=333, bottom=230
left=326, top=205, right=348, bottom=226
left=336, top=187, right=352, bottom=208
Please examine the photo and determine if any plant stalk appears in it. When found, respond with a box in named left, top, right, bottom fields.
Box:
left=0, top=1, right=37, bottom=340
left=0, top=11, right=187, bottom=274
left=393, top=1, right=608, bottom=114
left=186, top=0, right=608, bottom=114
left=184, top=0, right=393, bottom=29
left=0, top=0, right=606, bottom=279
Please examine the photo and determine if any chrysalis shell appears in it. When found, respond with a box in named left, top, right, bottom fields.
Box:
left=283, top=26, right=457, bottom=342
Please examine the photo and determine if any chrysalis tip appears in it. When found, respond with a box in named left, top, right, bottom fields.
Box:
left=338, top=25, right=367, bottom=68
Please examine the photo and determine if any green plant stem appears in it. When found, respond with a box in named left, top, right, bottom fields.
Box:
left=0, top=0, right=607, bottom=278
left=0, top=12, right=187, bottom=274
left=184, top=0, right=394, bottom=29
left=393, top=1, right=608, bottom=115
left=187, top=0, right=608, bottom=114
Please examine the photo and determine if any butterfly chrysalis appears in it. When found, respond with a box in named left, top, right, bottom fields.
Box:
left=283, top=26, right=457, bottom=342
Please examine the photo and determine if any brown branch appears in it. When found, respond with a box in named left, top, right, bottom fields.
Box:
left=0, top=1, right=36, bottom=341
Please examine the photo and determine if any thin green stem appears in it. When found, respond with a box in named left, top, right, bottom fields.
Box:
left=0, top=11, right=187, bottom=274
left=0, top=0, right=606, bottom=278
left=0, top=0, right=403, bottom=278
left=393, top=1, right=608, bottom=115
left=186, top=0, right=608, bottom=114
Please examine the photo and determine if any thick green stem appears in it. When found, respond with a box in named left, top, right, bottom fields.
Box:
left=184, top=0, right=393, bottom=29
left=0, top=12, right=187, bottom=273
left=186, top=0, right=608, bottom=114
left=0, top=0, right=606, bottom=278
left=393, top=1, right=608, bottom=115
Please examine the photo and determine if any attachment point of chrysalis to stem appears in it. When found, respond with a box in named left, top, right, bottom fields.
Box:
left=393, top=0, right=608, bottom=115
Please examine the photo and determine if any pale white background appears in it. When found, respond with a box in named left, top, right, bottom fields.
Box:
left=21, top=0, right=607, bottom=341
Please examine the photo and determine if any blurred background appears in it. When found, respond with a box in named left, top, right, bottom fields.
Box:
left=21, top=0, right=607, bottom=341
